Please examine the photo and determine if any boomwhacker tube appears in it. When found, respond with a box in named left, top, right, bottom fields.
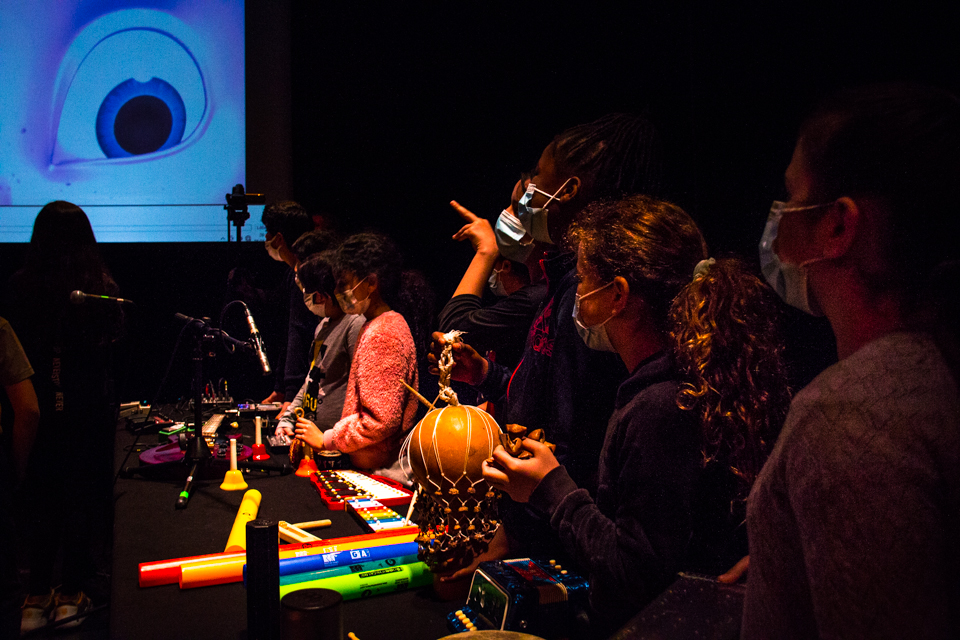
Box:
left=278, top=562, right=432, bottom=601
left=276, top=554, right=421, bottom=587
left=225, top=490, right=262, bottom=552
left=277, top=542, right=419, bottom=577
left=139, top=529, right=416, bottom=588
left=176, top=531, right=419, bottom=589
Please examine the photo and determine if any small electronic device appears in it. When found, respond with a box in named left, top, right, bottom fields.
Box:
left=119, top=401, right=151, bottom=420
left=310, top=470, right=413, bottom=510
left=237, top=402, right=283, bottom=415
left=158, top=423, right=188, bottom=439
left=127, top=414, right=175, bottom=435
left=447, top=558, right=589, bottom=636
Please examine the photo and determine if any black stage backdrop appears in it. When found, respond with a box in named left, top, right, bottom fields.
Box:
left=2, top=1, right=958, bottom=404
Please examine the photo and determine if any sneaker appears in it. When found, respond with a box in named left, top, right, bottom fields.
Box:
left=20, top=590, right=54, bottom=634
left=52, top=590, right=91, bottom=629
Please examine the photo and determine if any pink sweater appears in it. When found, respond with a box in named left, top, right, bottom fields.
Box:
left=322, top=311, right=419, bottom=470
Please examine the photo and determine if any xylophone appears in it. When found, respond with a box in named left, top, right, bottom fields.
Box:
left=346, top=498, right=412, bottom=533
left=310, top=470, right=413, bottom=510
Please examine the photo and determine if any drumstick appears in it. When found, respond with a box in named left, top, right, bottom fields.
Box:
left=291, top=519, right=332, bottom=530
left=400, top=380, right=435, bottom=410
left=404, top=488, right=418, bottom=525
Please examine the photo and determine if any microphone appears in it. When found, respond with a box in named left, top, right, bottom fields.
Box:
left=70, top=290, right=134, bottom=305
left=243, top=305, right=271, bottom=375
left=174, top=314, right=252, bottom=354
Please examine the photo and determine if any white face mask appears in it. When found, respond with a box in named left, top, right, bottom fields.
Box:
left=487, top=266, right=508, bottom=297
left=335, top=276, right=370, bottom=315
left=515, top=178, right=572, bottom=244
left=759, top=200, right=833, bottom=316
left=494, top=208, right=535, bottom=264
left=303, top=291, right=327, bottom=317
left=265, top=236, right=283, bottom=262
left=572, top=280, right=617, bottom=352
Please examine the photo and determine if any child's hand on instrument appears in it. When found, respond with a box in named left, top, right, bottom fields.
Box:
left=294, top=416, right=324, bottom=450
left=482, top=439, right=559, bottom=503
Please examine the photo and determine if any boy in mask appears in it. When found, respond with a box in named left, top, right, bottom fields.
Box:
left=276, top=252, right=364, bottom=438
left=438, top=199, right=545, bottom=371
left=259, top=201, right=318, bottom=416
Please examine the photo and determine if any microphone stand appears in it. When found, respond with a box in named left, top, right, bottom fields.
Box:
left=175, top=326, right=215, bottom=509
left=121, top=314, right=258, bottom=509
left=174, top=316, right=258, bottom=509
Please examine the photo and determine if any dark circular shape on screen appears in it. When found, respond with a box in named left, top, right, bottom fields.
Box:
left=96, top=77, right=186, bottom=158
left=113, top=96, right=172, bottom=155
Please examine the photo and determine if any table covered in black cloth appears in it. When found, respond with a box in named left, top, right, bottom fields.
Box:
left=110, top=415, right=452, bottom=640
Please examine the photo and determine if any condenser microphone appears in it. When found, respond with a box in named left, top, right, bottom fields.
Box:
left=243, top=305, right=272, bottom=375
left=70, top=290, right=135, bottom=305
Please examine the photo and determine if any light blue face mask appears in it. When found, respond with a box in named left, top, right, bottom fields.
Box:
left=487, top=266, right=508, bottom=297
left=759, top=200, right=832, bottom=316
left=572, top=280, right=617, bottom=352
left=495, top=208, right=535, bottom=264
left=515, top=179, right=571, bottom=244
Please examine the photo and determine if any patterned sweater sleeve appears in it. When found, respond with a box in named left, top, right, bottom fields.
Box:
left=323, top=325, right=414, bottom=453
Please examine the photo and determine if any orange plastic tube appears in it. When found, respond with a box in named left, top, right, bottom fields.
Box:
left=177, top=529, right=418, bottom=589
left=138, top=527, right=417, bottom=588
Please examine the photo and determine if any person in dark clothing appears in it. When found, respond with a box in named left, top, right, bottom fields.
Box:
left=0, top=317, right=39, bottom=638
left=482, top=195, right=791, bottom=635
left=437, top=276, right=545, bottom=373
left=437, top=199, right=546, bottom=372
left=259, top=201, right=318, bottom=415
left=430, top=113, right=669, bottom=577
left=8, top=201, right=124, bottom=633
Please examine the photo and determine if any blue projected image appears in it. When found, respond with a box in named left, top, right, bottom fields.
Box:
left=0, top=1, right=249, bottom=242
left=96, top=77, right=188, bottom=158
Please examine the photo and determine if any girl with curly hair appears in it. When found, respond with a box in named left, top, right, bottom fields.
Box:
left=294, top=233, right=434, bottom=473
left=482, top=194, right=791, bottom=632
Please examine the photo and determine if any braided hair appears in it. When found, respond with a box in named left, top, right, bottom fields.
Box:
left=550, top=113, right=666, bottom=202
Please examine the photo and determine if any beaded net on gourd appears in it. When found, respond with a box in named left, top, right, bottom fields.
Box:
left=399, top=331, right=502, bottom=573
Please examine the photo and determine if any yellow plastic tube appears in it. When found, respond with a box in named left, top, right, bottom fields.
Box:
left=224, top=490, right=262, bottom=552
left=178, top=530, right=418, bottom=589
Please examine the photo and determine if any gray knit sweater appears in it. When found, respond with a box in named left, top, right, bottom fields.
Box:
left=743, top=332, right=960, bottom=639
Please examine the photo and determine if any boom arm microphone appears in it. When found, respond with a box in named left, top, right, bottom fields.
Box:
left=242, top=305, right=272, bottom=375
left=174, top=313, right=254, bottom=354
left=70, top=290, right=134, bottom=305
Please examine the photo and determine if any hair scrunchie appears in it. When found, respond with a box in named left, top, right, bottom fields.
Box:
left=693, top=257, right=715, bottom=280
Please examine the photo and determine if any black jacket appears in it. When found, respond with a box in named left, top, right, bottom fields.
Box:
left=529, top=350, right=747, bottom=633
left=437, top=281, right=547, bottom=372
left=476, top=251, right=628, bottom=558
